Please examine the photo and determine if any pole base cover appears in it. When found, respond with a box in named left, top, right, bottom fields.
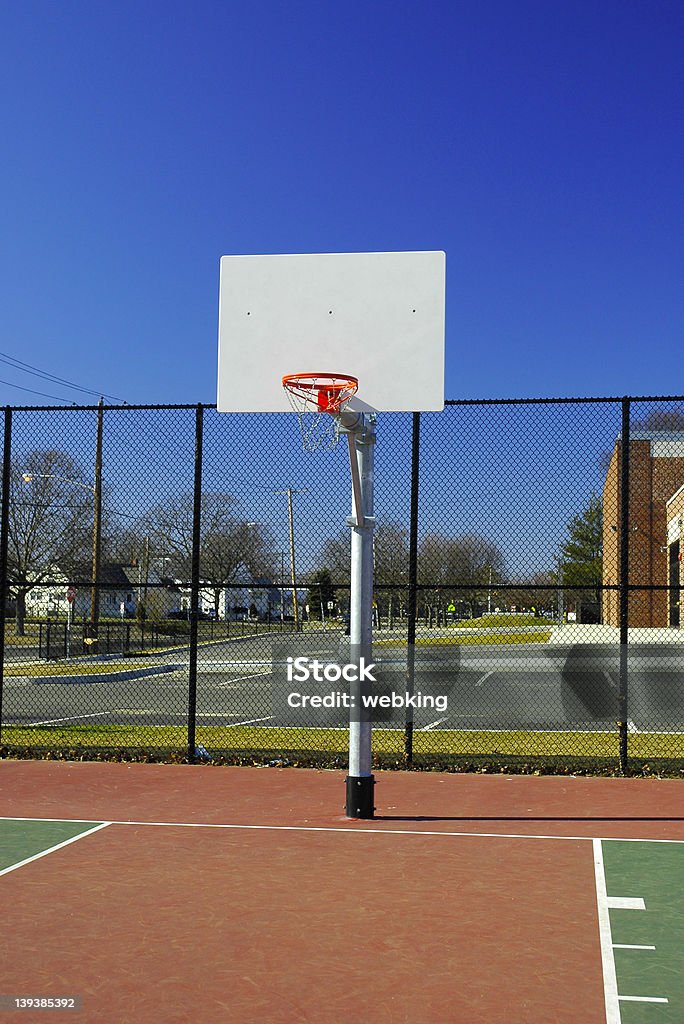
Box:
left=345, top=775, right=375, bottom=819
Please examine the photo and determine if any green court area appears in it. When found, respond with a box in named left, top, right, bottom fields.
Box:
left=0, top=819, right=103, bottom=873
left=604, top=840, right=684, bottom=1023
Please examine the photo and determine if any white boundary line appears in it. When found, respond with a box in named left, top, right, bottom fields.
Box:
left=421, top=717, right=449, bottom=731
left=1, top=816, right=684, bottom=844
left=24, top=712, right=110, bottom=727
left=227, top=715, right=274, bottom=727
left=0, top=821, right=111, bottom=878
left=217, top=672, right=271, bottom=687
left=593, top=838, right=621, bottom=1024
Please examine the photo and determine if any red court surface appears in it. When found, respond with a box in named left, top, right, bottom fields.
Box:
left=1, top=760, right=683, bottom=1023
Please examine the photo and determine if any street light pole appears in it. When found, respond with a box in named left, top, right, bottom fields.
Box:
left=274, top=488, right=307, bottom=631
left=280, top=551, right=285, bottom=624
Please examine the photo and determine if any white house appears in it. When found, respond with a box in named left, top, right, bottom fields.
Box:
left=177, top=567, right=305, bottom=621
left=25, top=563, right=179, bottom=620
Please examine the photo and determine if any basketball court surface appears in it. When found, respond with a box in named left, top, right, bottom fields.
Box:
left=1, top=760, right=683, bottom=1023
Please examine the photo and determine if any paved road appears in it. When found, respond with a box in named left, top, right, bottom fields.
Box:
left=5, top=632, right=684, bottom=734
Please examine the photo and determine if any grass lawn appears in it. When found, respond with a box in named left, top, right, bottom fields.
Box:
left=453, top=614, right=556, bottom=628
left=378, top=631, right=552, bottom=646
left=3, top=723, right=683, bottom=761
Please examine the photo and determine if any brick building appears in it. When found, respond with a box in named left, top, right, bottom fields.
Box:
left=602, top=432, right=684, bottom=627
left=666, top=485, right=684, bottom=627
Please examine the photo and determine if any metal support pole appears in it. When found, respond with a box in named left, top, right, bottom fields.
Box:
left=345, top=414, right=376, bottom=818
left=618, top=398, right=631, bottom=773
left=405, top=412, right=420, bottom=763
left=0, top=409, right=12, bottom=744
left=187, top=404, right=204, bottom=762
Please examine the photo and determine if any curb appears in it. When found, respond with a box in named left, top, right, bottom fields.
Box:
left=8, top=665, right=181, bottom=685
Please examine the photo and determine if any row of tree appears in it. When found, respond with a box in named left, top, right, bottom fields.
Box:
left=5, top=448, right=602, bottom=632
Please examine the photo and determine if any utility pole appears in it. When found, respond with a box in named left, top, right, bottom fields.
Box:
left=280, top=551, right=285, bottom=624
left=557, top=555, right=564, bottom=624
left=274, top=488, right=307, bottom=631
left=90, top=398, right=104, bottom=634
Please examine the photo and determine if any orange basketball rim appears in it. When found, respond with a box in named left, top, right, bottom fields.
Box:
left=282, top=372, right=358, bottom=413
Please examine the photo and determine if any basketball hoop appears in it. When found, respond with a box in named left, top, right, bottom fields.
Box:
left=282, top=372, right=358, bottom=451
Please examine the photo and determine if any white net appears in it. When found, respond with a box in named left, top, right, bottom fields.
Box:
left=282, top=373, right=358, bottom=452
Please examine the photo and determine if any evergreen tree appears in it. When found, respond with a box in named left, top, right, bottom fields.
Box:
left=559, top=494, right=603, bottom=606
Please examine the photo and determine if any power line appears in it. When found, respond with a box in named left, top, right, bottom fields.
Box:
left=0, top=377, right=78, bottom=404
left=0, top=350, right=126, bottom=403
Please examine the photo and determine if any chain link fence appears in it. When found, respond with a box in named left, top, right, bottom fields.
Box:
left=1, top=397, right=684, bottom=774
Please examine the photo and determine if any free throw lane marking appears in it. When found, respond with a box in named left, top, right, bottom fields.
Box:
left=618, top=995, right=668, bottom=1003
left=593, top=838, right=621, bottom=1024
left=0, top=821, right=111, bottom=878
left=612, top=944, right=655, bottom=950
left=606, top=897, right=646, bottom=910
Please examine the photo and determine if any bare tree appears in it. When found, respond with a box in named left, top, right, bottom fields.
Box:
left=144, top=493, right=276, bottom=618
left=318, top=520, right=410, bottom=622
left=8, top=450, right=91, bottom=634
left=418, top=532, right=506, bottom=617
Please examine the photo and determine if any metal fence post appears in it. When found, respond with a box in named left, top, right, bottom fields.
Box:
left=618, top=398, right=631, bottom=772
left=187, top=404, right=204, bottom=762
left=90, top=398, right=104, bottom=633
left=405, top=412, right=421, bottom=763
left=0, top=409, right=12, bottom=745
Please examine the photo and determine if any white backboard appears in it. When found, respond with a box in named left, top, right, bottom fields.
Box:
left=217, top=250, right=445, bottom=412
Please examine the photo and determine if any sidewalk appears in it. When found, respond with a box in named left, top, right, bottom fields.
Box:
left=549, top=623, right=684, bottom=644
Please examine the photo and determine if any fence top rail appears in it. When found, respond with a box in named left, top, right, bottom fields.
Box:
left=445, top=395, right=684, bottom=406
left=3, top=402, right=213, bottom=413
left=4, top=394, right=684, bottom=413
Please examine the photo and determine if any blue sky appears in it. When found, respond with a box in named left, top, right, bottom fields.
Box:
left=1, top=1, right=683, bottom=407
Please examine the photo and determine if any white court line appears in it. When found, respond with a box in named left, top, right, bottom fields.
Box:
left=618, top=996, right=668, bottom=1004
left=0, top=821, right=111, bottom=878
left=421, top=717, right=449, bottom=731
left=593, top=838, right=621, bottom=1024
left=199, top=661, right=273, bottom=667
left=226, top=716, right=274, bottom=727
left=474, top=670, right=495, bottom=687
left=217, top=672, right=271, bottom=687
left=23, top=712, right=111, bottom=727
left=0, top=816, right=683, bottom=845
left=613, top=944, right=656, bottom=950
left=607, top=896, right=645, bottom=911
left=1, top=817, right=684, bottom=848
